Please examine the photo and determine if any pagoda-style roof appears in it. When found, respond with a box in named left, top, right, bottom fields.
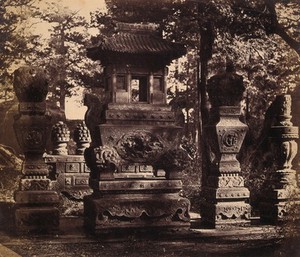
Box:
left=87, top=22, right=186, bottom=65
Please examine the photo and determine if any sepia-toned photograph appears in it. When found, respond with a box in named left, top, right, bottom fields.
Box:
left=0, top=0, right=299, bottom=256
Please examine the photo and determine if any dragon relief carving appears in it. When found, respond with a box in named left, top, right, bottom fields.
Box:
left=116, top=130, right=165, bottom=162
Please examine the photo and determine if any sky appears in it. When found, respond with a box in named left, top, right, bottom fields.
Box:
left=32, top=0, right=106, bottom=40
left=41, top=0, right=106, bottom=18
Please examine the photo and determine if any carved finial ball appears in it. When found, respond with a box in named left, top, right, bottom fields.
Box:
left=13, top=66, right=48, bottom=102
left=51, top=121, right=70, bottom=143
left=74, top=121, right=91, bottom=143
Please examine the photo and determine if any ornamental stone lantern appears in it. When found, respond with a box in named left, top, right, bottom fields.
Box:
left=13, top=66, right=59, bottom=233
left=260, top=94, right=299, bottom=223
left=200, top=62, right=251, bottom=228
left=83, top=22, right=190, bottom=233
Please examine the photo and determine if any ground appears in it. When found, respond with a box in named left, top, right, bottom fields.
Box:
left=0, top=214, right=298, bottom=257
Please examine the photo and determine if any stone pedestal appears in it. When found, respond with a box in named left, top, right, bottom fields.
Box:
left=200, top=63, right=251, bottom=228
left=83, top=140, right=191, bottom=234
left=84, top=191, right=189, bottom=233
left=260, top=94, right=299, bottom=223
left=13, top=66, right=59, bottom=233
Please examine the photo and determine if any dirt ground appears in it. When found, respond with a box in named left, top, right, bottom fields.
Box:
left=1, top=216, right=298, bottom=257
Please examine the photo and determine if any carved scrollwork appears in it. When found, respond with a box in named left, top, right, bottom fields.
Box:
left=21, top=179, right=50, bottom=191
left=94, top=146, right=121, bottom=168
left=222, top=131, right=238, bottom=147
left=24, top=130, right=43, bottom=147
left=216, top=205, right=251, bottom=220
left=218, top=175, right=244, bottom=188
left=95, top=197, right=190, bottom=223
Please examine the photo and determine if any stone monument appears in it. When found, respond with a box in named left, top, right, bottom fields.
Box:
left=83, top=22, right=190, bottom=233
left=13, top=66, right=59, bottom=233
left=260, top=94, right=299, bottom=223
left=200, top=62, right=251, bottom=228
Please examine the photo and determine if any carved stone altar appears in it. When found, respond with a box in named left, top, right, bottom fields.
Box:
left=13, top=66, right=59, bottom=233
left=260, top=94, right=299, bottom=223
left=83, top=22, right=190, bottom=233
left=200, top=62, right=251, bottom=228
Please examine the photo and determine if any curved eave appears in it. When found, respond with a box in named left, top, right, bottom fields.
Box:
left=87, top=33, right=186, bottom=64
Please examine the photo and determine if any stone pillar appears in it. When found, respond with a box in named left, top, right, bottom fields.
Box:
left=200, top=62, right=251, bottom=228
left=74, top=121, right=91, bottom=155
left=260, top=94, right=299, bottom=223
left=51, top=121, right=70, bottom=155
left=13, top=66, right=59, bottom=233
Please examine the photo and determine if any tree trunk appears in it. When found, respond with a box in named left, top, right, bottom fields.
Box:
left=274, top=25, right=300, bottom=57
left=197, top=16, right=214, bottom=185
left=264, top=0, right=300, bottom=56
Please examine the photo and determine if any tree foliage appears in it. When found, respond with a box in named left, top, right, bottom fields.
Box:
left=28, top=2, right=102, bottom=113
left=0, top=0, right=39, bottom=102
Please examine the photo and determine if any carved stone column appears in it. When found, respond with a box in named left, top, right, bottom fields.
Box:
left=260, top=94, right=299, bottom=223
left=200, top=62, right=251, bottom=228
left=13, top=66, right=59, bottom=233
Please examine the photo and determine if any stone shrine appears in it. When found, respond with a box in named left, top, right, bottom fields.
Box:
left=13, top=66, right=59, bottom=233
left=83, top=22, right=190, bottom=233
left=200, top=62, right=251, bottom=228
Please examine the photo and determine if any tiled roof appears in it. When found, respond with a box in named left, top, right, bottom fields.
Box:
left=88, top=32, right=186, bottom=62
left=98, top=32, right=185, bottom=56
